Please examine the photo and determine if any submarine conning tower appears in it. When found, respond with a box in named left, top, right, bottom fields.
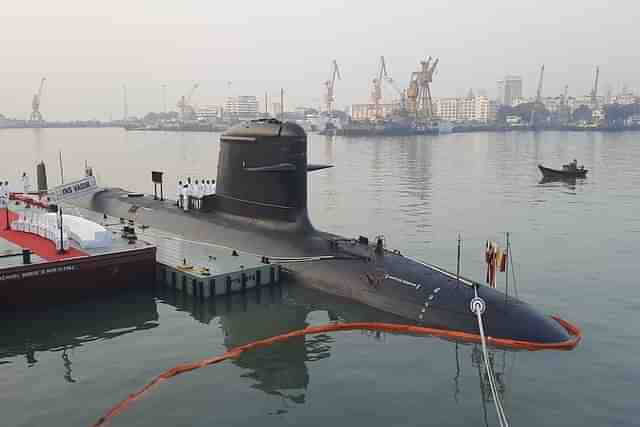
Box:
left=207, top=119, right=330, bottom=226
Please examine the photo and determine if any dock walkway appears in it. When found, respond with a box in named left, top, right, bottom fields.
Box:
left=60, top=203, right=281, bottom=298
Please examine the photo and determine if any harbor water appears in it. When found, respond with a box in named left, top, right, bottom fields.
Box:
left=1, top=128, right=639, bottom=426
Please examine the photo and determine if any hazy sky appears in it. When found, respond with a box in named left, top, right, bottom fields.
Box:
left=1, top=0, right=637, bottom=120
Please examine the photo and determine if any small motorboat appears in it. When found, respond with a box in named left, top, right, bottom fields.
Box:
left=538, top=162, right=588, bottom=179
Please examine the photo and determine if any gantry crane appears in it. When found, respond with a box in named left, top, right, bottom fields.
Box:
left=324, top=60, right=341, bottom=113
left=177, top=83, right=199, bottom=121
left=406, top=57, right=439, bottom=120
left=371, top=56, right=388, bottom=120
left=30, top=77, right=46, bottom=122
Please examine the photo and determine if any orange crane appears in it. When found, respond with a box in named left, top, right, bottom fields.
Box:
left=406, top=57, right=438, bottom=120
left=418, top=57, right=438, bottom=120
left=29, top=77, right=46, bottom=122
left=324, top=60, right=341, bottom=113
left=371, top=56, right=388, bottom=120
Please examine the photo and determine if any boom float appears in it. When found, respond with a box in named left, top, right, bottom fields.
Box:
left=70, top=119, right=579, bottom=345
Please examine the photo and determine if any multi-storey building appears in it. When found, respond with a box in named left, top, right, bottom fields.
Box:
left=196, top=105, right=223, bottom=122
left=497, top=76, right=523, bottom=106
left=225, top=96, right=259, bottom=120
left=434, top=96, right=497, bottom=123
left=611, top=92, right=638, bottom=105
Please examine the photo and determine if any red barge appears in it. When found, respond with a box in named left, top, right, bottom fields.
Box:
left=0, top=197, right=156, bottom=307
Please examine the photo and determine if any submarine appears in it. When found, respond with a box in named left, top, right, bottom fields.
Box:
left=70, top=119, right=574, bottom=345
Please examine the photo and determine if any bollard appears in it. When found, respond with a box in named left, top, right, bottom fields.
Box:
left=22, top=249, right=32, bottom=265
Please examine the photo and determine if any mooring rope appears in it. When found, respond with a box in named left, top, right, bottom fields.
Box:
left=470, top=288, right=510, bottom=427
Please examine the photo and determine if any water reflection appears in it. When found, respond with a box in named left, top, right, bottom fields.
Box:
left=0, top=291, right=158, bottom=375
left=158, top=282, right=513, bottom=413
left=537, top=175, right=587, bottom=192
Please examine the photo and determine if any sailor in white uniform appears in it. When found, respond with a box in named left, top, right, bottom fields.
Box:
left=21, top=173, right=31, bottom=194
left=186, top=177, right=194, bottom=209
left=176, top=180, right=183, bottom=208
left=182, top=183, right=189, bottom=212
left=210, top=179, right=216, bottom=195
left=199, top=180, right=205, bottom=208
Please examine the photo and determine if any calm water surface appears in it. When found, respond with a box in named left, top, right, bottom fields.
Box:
left=1, top=128, right=639, bottom=426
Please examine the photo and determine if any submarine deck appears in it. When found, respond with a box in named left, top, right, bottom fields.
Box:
left=67, top=188, right=574, bottom=345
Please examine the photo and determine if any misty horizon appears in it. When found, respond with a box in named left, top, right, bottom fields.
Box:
left=1, top=0, right=637, bottom=121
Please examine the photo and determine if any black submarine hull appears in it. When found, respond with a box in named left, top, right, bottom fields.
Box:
left=70, top=119, right=571, bottom=345
left=70, top=188, right=570, bottom=345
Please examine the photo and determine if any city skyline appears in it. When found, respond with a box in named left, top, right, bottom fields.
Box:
left=1, top=0, right=638, bottom=120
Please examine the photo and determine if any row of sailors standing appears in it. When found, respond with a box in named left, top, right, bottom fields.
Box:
left=177, top=177, right=216, bottom=211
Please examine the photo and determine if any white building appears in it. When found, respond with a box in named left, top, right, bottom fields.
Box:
left=225, top=96, right=259, bottom=120
left=611, top=92, right=638, bottom=105
left=196, top=105, right=223, bottom=122
left=434, top=96, right=497, bottom=123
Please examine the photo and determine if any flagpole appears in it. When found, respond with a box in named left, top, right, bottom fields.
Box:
left=505, top=232, right=510, bottom=303
left=456, top=233, right=461, bottom=287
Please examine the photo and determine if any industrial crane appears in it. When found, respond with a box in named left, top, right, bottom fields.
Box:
left=177, top=83, right=199, bottom=121
left=324, top=60, right=341, bottom=113
left=536, top=64, right=545, bottom=103
left=371, top=56, right=388, bottom=120
left=29, top=77, right=46, bottom=122
left=406, top=57, right=439, bottom=120
left=530, top=64, right=545, bottom=126
left=385, top=76, right=408, bottom=114
left=590, top=66, right=600, bottom=108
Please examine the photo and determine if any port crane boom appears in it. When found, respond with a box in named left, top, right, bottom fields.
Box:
left=372, top=56, right=389, bottom=119
left=531, top=64, right=544, bottom=127
left=407, top=57, right=438, bottom=120
left=177, top=83, right=199, bottom=121
left=536, top=64, right=545, bottom=103
left=590, top=66, right=600, bottom=107
left=324, top=60, right=341, bottom=113
left=30, top=77, right=46, bottom=122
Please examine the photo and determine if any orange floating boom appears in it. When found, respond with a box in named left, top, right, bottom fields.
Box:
left=91, top=316, right=581, bottom=427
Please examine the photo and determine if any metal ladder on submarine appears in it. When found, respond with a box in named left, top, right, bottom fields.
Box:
left=71, top=119, right=573, bottom=345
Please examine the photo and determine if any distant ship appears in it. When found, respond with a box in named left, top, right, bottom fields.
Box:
left=337, top=119, right=439, bottom=137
